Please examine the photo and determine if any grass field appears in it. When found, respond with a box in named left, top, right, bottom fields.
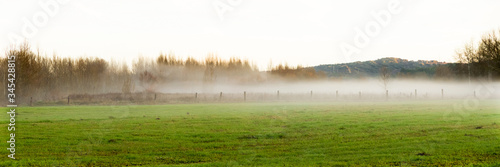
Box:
left=1, top=100, right=499, bottom=166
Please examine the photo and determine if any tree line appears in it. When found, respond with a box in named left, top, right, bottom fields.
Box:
left=0, top=43, right=326, bottom=104
left=455, top=29, right=500, bottom=81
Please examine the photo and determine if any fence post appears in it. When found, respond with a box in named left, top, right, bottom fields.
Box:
left=154, top=93, right=157, bottom=101
left=30, top=97, right=33, bottom=106
left=277, top=90, right=280, bottom=100
left=67, top=96, right=70, bottom=104
left=441, top=89, right=443, bottom=99
left=219, top=92, right=222, bottom=102
left=244, top=91, right=246, bottom=102
left=415, top=89, right=417, bottom=99
left=474, top=90, right=476, bottom=98
left=195, top=92, right=198, bottom=102
left=310, top=91, right=313, bottom=98
left=336, top=90, right=338, bottom=99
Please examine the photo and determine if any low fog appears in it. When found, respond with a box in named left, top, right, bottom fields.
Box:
left=120, top=56, right=500, bottom=102
left=156, top=79, right=500, bottom=100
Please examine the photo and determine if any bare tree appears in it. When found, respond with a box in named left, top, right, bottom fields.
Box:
left=455, top=41, right=476, bottom=84
left=122, top=75, right=132, bottom=94
left=139, top=71, right=158, bottom=93
left=379, top=66, right=390, bottom=91
left=477, top=29, right=500, bottom=80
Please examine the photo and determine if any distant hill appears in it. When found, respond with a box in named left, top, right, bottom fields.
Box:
left=314, top=57, right=449, bottom=79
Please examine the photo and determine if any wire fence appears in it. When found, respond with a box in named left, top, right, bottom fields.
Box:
left=16, top=89, right=486, bottom=106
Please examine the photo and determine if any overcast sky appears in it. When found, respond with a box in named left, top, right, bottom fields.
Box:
left=1, top=0, right=499, bottom=70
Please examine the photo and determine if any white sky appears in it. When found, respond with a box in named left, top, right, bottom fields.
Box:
left=1, top=0, right=499, bottom=70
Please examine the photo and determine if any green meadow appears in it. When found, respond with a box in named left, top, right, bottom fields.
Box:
left=1, top=100, right=499, bottom=166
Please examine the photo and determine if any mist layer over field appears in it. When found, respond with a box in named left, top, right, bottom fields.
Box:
left=157, top=79, right=500, bottom=99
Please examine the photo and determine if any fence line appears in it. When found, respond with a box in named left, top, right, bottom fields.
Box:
left=12, top=88, right=481, bottom=106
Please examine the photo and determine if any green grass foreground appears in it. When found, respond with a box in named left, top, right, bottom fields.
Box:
left=1, top=100, right=499, bottom=166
